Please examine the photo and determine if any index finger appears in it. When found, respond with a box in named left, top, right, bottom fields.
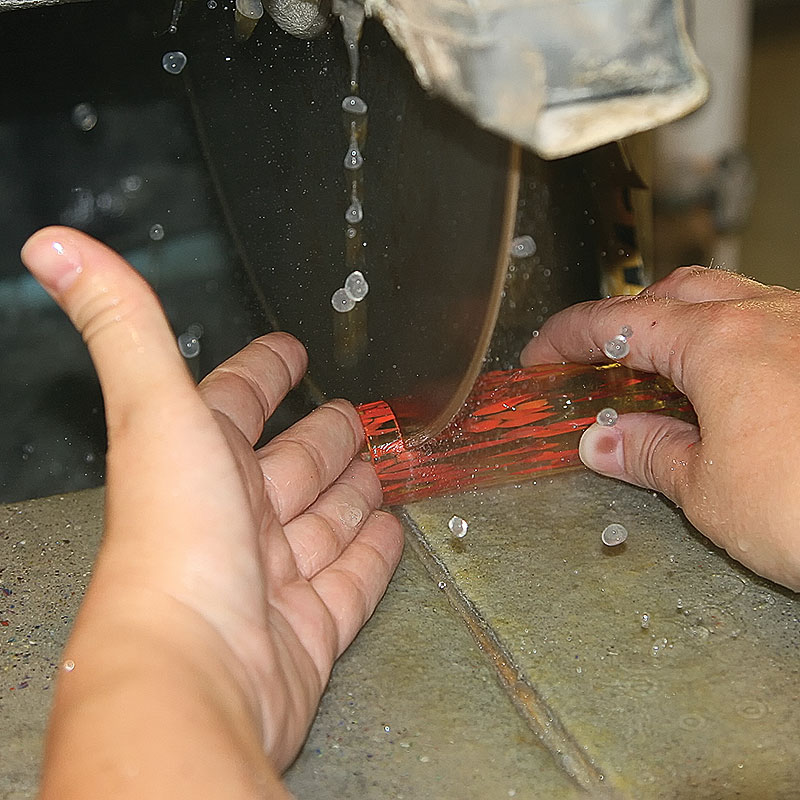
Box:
left=642, top=265, right=775, bottom=303
left=520, top=292, right=713, bottom=395
left=199, top=332, right=308, bottom=445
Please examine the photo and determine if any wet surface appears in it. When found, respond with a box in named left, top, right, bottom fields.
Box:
left=284, top=540, right=581, bottom=800
left=5, top=475, right=799, bottom=798
left=403, top=470, right=800, bottom=797
left=0, top=490, right=101, bottom=800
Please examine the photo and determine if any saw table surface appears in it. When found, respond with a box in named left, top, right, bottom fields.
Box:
left=2, top=472, right=798, bottom=798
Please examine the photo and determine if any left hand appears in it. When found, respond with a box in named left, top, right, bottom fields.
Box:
left=25, top=227, right=404, bottom=798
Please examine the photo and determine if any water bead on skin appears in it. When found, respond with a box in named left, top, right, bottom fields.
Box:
left=596, top=407, right=618, bottom=427
left=603, top=335, right=629, bottom=360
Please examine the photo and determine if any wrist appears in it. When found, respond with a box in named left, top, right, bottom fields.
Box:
left=40, top=588, right=288, bottom=799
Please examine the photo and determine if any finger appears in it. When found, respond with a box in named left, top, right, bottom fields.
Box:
left=310, top=510, right=404, bottom=657
left=257, top=399, right=364, bottom=524
left=199, top=333, right=307, bottom=445
left=642, top=265, right=773, bottom=303
left=578, top=412, right=701, bottom=510
left=283, top=459, right=383, bottom=579
left=520, top=293, right=680, bottom=370
left=20, top=227, right=194, bottom=431
left=520, top=291, right=721, bottom=393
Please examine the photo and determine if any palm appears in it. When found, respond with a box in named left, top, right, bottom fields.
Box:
left=147, top=334, right=403, bottom=769
left=104, top=334, right=402, bottom=767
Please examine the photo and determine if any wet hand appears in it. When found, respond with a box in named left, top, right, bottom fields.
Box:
left=23, top=227, right=403, bottom=796
left=521, top=266, right=800, bottom=591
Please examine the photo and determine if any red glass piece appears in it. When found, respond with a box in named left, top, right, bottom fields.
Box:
left=357, top=363, right=693, bottom=506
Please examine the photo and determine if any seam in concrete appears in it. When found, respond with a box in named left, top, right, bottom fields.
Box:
left=399, top=508, right=617, bottom=798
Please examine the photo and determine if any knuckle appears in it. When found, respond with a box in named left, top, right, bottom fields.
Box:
left=75, top=290, right=133, bottom=346
left=690, top=301, right=766, bottom=354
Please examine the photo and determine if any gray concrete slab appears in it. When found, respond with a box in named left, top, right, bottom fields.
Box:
left=404, top=471, right=800, bottom=798
left=1, top=490, right=100, bottom=800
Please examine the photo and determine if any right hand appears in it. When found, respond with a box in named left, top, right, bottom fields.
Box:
left=521, top=266, right=800, bottom=592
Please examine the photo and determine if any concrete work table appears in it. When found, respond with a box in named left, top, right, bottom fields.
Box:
left=2, top=471, right=799, bottom=798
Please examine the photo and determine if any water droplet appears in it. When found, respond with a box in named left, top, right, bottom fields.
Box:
left=338, top=504, right=363, bottom=527
left=596, top=407, right=618, bottom=427
left=149, top=223, right=165, bottom=241
left=344, top=138, right=363, bottom=170
left=96, top=192, right=126, bottom=218
left=620, top=324, right=633, bottom=338
left=603, top=335, right=629, bottom=360
left=738, top=700, right=767, bottom=720
left=207, top=0, right=217, bottom=7
left=63, top=659, right=76, bottom=672
left=186, top=322, right=204, bottom=339
left=448, top=515, right=468, bottom=538
left=121, top=174, right=143, bottom=194
left=344, top=271, right=368, bottom=302
left=679, top=714, right=705, bottom=731
left=601, top=523, right=628, bottom=546
left=331, top=288, right=355, bottom=313
left=71, top=102, right=97, bottom=132
left=345, top=197, right=363, bottom=224
left=342, top=95, right=368, bottom=115
left=437, top=581, right=447, bottom=590
left=235, top=0, right=263, bottom=19
left=162, top=51, right=187, bottom=75
left=531, top=330, right=539, bottom=338
left=510, top=235, right=536, bottom=258
left=346, top=226, right=358, bottom=239
left=178, top=332, right=201, bottom=358
left=640, top=613, right=650, bottom=629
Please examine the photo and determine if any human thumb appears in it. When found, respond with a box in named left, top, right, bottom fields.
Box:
left=578, top=412, right=700, bottom=508
left=20, top=227, right=194, bottom=433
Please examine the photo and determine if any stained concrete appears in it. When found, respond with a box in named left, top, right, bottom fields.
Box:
left=4, top=473, right=799, bottom=798
left=404, top=472, right=800, bottom=798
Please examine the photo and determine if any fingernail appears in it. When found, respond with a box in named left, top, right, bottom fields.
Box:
left=579, top=423, right=624, bottom=476
left=20, top=234, right=83, bottom=294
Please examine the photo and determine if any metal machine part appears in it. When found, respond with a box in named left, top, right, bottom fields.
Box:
left=221, top=0, right=710, bottom=160
left=0, top=0, right=670, bottom=445
left=224, top=0, right=710, bottom=159
left=368, top=0, right=709, bottom=159
left=5, top=0, right=709, bottom=160
left=180, top=9, right=625, bottom=441
left=182, top=12, right=519, bottom=441
left=0, top=0, right=84, bottom=8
